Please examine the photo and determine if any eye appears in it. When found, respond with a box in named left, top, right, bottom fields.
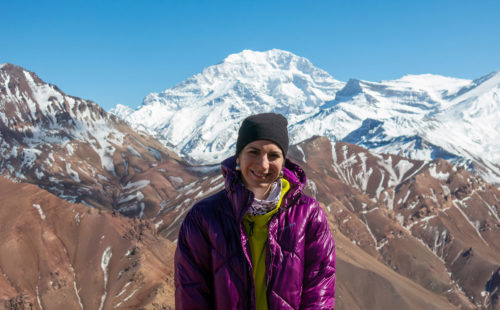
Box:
left=268, top=153, right=281, bottom=160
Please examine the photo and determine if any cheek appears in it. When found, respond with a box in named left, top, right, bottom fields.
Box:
left=277, top=158, right=285, bottom=169
left=271, top=162, right=284, bottom=174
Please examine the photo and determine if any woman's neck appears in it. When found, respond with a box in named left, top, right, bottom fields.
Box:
left=252, top=187, right=271, bottom=200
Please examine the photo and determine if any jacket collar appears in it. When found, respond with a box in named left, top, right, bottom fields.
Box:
left=221, top=155, right=306, bottom=222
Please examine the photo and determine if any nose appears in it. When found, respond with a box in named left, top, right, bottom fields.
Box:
left=257, top=155, right=269, bottom=170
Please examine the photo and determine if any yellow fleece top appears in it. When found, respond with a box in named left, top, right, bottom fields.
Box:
left=243, top=178, right=290, bottom=310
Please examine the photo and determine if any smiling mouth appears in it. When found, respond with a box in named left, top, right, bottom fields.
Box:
left=251, top=170, right=269, bottom=179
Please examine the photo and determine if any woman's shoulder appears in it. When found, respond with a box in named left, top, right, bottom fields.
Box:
left=287, top=192, right=326, bottom=222
left=178, top=190, right=230, bottom=237
left=187, top=189, right=228, bottom=218
left=292, top=191, right=320, bottom=210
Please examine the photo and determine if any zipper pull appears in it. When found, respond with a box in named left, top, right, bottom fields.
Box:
left=249, top=222, right=254, bottom=236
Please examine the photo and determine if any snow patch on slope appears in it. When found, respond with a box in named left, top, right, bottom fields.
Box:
left=32, top=204, right=46, bottom=220
left=99, top=246, right=112, bottom=310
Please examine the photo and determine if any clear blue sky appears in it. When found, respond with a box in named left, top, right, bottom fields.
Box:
left=2, top=0, right=499, bottom=111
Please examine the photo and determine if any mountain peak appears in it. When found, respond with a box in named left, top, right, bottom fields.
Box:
left=0, top=62, right=15, bottom=69
left=336, top=78, right=363, bottom=97
left=392, top=73, right=470, bottom=88
left=219, top=49, right=323, bottom=77
left=117, top=49, right=344, bottom=163
left=472, top=69, right=500, bottom=87
left=0, top=62, right=28, bottom=75
left=224, top=49, right=302, bottom=64
left=378, top=74, right=471, bottom=99
left=452, top=69, right=500, bottom=101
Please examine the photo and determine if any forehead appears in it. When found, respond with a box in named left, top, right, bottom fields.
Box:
left=244, top=140, right=282, bottom=153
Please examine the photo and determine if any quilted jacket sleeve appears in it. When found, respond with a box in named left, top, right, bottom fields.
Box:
left=300, top=200, right=336, bottom=309
left=174, top=206, right=214, bottom=310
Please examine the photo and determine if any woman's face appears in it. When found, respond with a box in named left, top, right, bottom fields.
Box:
left=237, top=140, right=285, bottom=199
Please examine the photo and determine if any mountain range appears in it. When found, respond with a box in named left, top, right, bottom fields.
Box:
left=111, top=49, right=500, bottom=185
left=1, top=51, right=500, bottom=309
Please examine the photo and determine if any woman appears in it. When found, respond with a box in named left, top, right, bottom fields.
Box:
left=175, top=113, right=335, bottom=309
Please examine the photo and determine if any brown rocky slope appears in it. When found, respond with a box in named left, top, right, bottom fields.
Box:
left=2, top=137, right=499, bottom=309
left=0, top=176, right=176, bottom=309
left=288, top=136, right=500, bottom=309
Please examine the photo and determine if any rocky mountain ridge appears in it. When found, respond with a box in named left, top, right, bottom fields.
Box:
left=0, top=63, right=201, bottom=218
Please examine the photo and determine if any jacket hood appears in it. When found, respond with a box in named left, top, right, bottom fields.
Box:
left=221, top=155, right=307, bottom=221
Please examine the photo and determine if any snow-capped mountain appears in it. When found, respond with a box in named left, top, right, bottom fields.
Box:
left=0, top=63, right=126, bottom=174
left=112, top=49, right=345, bottom=163
left=0, top=63, right=200, bottom=217
left=294, top=72, right=500, bottom=184
left=112, top=49, right=500, bottom=184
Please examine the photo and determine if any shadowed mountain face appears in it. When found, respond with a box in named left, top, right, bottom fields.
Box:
left=1, top=63, right=499, bottom=309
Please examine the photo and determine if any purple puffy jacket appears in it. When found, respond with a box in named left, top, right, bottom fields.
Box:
left=175, top=156, right=335, bottom=309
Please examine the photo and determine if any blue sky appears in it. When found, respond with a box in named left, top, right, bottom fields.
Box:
left=2, top=0, right=500, bottom=111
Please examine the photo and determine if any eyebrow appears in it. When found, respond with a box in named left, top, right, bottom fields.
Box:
left=246, top=146, right=282, bottom=156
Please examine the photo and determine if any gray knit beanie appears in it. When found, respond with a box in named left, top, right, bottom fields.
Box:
left=236, top=113, right=289, bottom=156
